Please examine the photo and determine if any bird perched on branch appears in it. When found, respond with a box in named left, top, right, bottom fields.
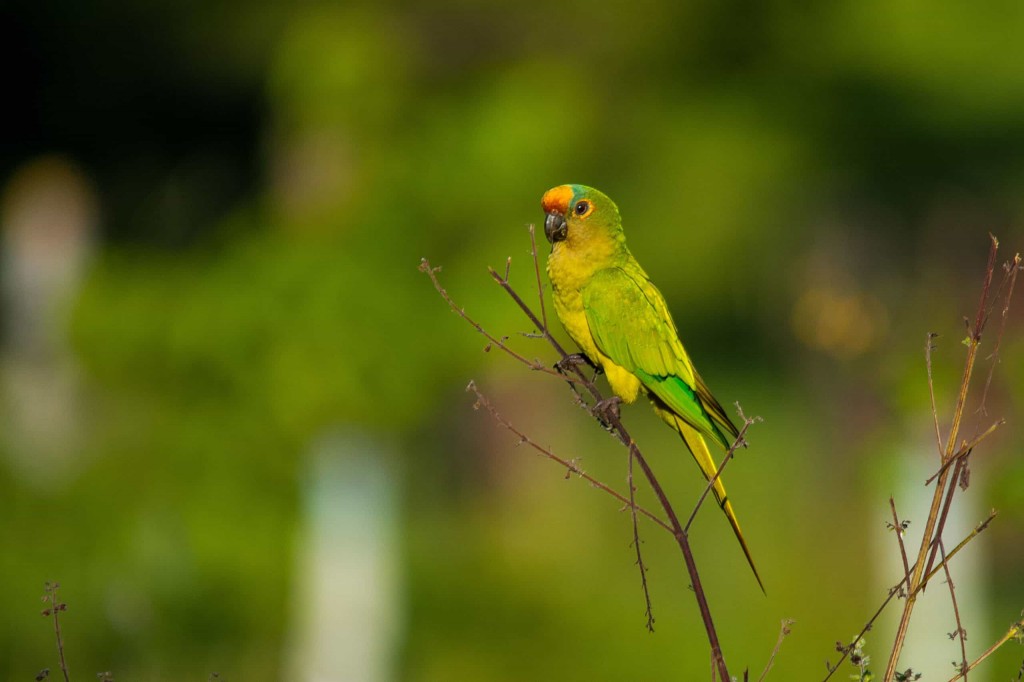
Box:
left=542, top=183, right=763, bottom=592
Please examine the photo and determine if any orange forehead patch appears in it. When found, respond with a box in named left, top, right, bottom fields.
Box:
left=541, top=185, right=574, bottom=214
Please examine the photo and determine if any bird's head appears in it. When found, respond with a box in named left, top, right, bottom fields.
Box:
left=541, top=184, right=623, bottom=248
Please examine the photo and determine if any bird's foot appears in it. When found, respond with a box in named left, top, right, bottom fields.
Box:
left=555, top=353, right=600, bottom=374
left=593, top=396, right=622, bottom=425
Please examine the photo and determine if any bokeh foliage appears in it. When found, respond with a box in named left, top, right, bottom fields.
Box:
left=3, top=0, right=1024, bottom=679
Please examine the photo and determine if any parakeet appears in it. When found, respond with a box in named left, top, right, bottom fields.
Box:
left=542, top=183, right=763, bottom=592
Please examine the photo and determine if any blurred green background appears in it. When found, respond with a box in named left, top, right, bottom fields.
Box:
left=3, top=0, right=1023, bottom=679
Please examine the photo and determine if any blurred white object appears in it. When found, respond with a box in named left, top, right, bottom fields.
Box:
left=1, top=155, right=96, bottom=486
left=286, top=431, right=402, bottom=682
left=872, top=430, right=988, bottom=679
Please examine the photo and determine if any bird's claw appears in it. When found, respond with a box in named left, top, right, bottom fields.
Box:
left=593, top=396, right=622, bottom=425
left=555, top=353, right=600, bottom=374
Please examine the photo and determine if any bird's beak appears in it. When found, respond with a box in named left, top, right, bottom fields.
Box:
left=544, top=211, right=567, bottom=243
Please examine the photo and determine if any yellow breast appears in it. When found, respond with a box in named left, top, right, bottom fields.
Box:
left=547, top=247, right=642, bottom=403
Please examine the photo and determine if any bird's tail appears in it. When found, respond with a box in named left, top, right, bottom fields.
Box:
left=655, top=404, right=765, bottom=593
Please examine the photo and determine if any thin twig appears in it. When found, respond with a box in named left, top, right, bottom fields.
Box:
left=758, top=619, right=795, bottom=682
left=465, top=380, right=671, bottom=532
left=926, top=332, right=944, bottom=458
left=938, top=539, right=968, bottom=680
left=889, top=498, right=911, bottom=594
left=944, top=619, right=1024, bottom=682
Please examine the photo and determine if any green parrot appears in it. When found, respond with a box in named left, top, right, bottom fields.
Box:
left=542, top=183, right=763, bottom=592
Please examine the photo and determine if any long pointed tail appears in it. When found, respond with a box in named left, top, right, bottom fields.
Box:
left=656, top=405, right=765, bottom=593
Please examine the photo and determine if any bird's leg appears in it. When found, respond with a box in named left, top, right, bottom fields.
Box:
left=593, top=395, right=622, bottom=425
left=555, top=353, right=601, bottom=375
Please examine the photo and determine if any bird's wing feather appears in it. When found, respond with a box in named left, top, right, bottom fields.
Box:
left=582, top=266, right=736, bottom=447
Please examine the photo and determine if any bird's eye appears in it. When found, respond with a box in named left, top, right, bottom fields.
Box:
left=574, top=201, right=590, bottom=216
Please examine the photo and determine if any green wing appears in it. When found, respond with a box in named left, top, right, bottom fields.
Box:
left=581, top=266, right=739, bottom=448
